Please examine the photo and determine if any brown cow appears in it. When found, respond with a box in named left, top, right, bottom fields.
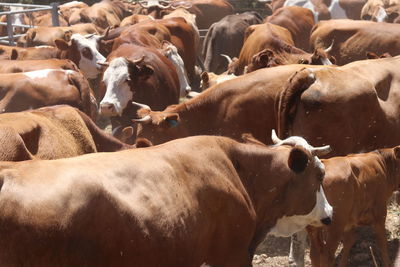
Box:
left=58, top=1, right=89, bottom=25
left=0, top=105, right=131, bottom=161
left=0, top=69, right=97, bottom=120
left=361, top=0, right=400, bottom=22
left=229, top=23, right=333, bottom=75
left=307, top=146, right=400, bottom=267
left=17, top=23, right=102, bottom=47
left=99, top=43, right=180, bottom=130
left=0, top=132, right=332, bottom=266
left=265, top=6, right=315, bottom=51
left=310, top=19, right=400, bottom=65
left=277, top=56, right=400, bottom=157
left=134, top=64, right=320, bottom=145
left=0, top=45, right=60, bottom=60
left=0, top=59, right=78, bottom=73
left=70, top=0, right=131, bottom=29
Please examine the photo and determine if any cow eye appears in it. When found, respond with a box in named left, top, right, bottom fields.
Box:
left=82, top=47, right=92, bottom=59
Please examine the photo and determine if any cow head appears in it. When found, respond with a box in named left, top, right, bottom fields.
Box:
left=246, top=49, right=283, bottom=73
left=55, top=33, right=106, bottom=79
left=99, top=56, right=155, bottom=117
left=261, top=130, right=333, bottom=237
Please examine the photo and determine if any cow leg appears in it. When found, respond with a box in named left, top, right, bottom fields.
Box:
left=308, top=226, right=323, bottom=267
left=289, top=229, right=308, bottom=267
left=337, top=229, right=356, bottom=267
left=318, top=224, right=344, bottom=267
left=373, top=220, right=390, bottom=267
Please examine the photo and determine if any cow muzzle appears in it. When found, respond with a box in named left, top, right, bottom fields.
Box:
left=100, top=102, right=118, bottom=116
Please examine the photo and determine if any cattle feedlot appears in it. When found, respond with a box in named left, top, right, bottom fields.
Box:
left=0, top=0, right=399, bottom=266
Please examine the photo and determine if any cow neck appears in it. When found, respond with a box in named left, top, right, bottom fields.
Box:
left=228, top=143, right=290, bottom=250
left=377, top=149, right=400, bottom=194
left=176, top=90, right=220, bottom=135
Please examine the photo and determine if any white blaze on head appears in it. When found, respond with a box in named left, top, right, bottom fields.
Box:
left=100, top=57, right=133, bottom=116
left=71, top=33, right=106, bottom=79
left=163, top=43, right=191, bottom=97
left=375, top=6, right=388, bottom=22
left=268, top=185, right=333, bottom=237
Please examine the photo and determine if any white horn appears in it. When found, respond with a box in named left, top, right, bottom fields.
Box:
left=271, top=129, right=283, bottom=144
left=324, top=41, right=334, bottom=53
left=311, top=145, right=332, bottom=156
left=221, top=54, right=233, bottom=64
left=132, top=115, right=152, bottom=123
left=131, top=101, right=151, bottom=111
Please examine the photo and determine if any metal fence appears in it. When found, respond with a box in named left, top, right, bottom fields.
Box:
left=0, top=2, right=59, bottom=46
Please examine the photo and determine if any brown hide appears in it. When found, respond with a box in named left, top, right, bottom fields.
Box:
left=0, top=69, right=97, bottom=120
left=0, top=135, right=325, bottom=266
left=266, top=6, right=315, bottom=51
left=0, top=45, right=60, bottom=60
left=277, top=56, right=400, bottom=157
left=0, top=59, right=78, bottom=73
left=0, top=105, right=130, bottom=161
left=135, top=64, right=321, bottom=145
left=310, top=19, right=400, bottom=65
left=307, top=147, right=400, bottom=266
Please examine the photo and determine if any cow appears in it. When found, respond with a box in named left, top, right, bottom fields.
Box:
left=0, top=59, right=78, bottom=73
left=0, top=69, right=97, bottom=120
left=228, top=23, right=334, bottom=75
left=270, top=0, right=367, bottom=20
left=70, top=0, right=131, bottom=29
left=0, top=131, right=332, bottom=266
left=0, top=105, right=131, bottom=161
left=133, top=64, right=320, bottom=145
left=306, top=145, right=400, bottom=267
left=33, top=12, right=69, bottom=27
left=58, top=1, right=89, bottom=25
left=0, top=6, right=30, bottom=36
left=54, top=33, right=107, bottom=79
left=0, top=45, right=60, bottom=60
left=119, top=14, right=154, bottom=27
left=265, top=6, right=315, bottom=51
left=99, top=43, right=180, bottom=130
left=17, top=23, right=102, bottom=47
left=202, top=11, right=263, bottom=74
left=310, top=19, right=400, bottom=65
left=361, top=0, right=400, bottom=22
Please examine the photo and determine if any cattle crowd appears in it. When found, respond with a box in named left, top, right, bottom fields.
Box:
left=0, top=0, right=399, bottom=266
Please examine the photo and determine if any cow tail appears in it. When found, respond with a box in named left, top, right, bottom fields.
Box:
left=276, top=68, right=316, bottom=139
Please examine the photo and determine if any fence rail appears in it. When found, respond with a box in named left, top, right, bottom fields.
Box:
left=0, top=2, right=59, bottom=46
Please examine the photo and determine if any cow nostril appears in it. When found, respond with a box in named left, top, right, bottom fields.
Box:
left=321, top=217, right=332, bottom=225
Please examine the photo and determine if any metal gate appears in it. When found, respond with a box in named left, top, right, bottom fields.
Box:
left=0, top=2, right=59, bottom=46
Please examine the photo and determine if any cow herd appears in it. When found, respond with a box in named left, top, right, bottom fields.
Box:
left=0, top=0, right=399, bottom=266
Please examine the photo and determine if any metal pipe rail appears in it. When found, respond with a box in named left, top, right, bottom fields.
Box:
left=0, top=2, right=59, bottom=46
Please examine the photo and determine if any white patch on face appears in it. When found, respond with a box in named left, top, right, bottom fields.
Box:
left=34, top=45, right=54, bottom=49
left=100, top=57, right=133, bottom=116
left=375, top=6, right=388, bottom=22
left=321, top=57, right=333, bottom=65
left=268, top=185, right=333, bottom=237
left=164, top=44, right=191, bottom=97
left=71, top=33, right=106, bottom=79
left=23, top=69, right=55, bottom=79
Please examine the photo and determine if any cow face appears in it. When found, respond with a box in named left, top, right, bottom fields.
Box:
left=55, top=34, right=106, bottom=79
left=267, top=130, right=333, bottom=237
left=100, top=57, right=154, bottom=117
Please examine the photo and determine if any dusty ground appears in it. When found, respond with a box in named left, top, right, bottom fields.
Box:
left=253, top=203, right=400, bottom=267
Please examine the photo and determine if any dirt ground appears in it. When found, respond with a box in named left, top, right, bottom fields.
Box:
left=253, top=203, right=400, bottom=267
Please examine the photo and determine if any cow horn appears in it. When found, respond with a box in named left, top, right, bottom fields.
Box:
left=311, top=145, right=332, bottom=156
left=156, top=3, right=171, bottom=9
left=132, top=115, right=152, bottom=123
left=221, top=54, right=233, bottom=64
left=84, top=33, right=95, bottom=39
left=133, top=56, right=145, bottom=64
left=271, top=129, right=283, bottom=144
left=138, top=1, right=150, bottom=8
left=97, top=61, right=109, bottom=66
left=324, top=41, right=334, bottom=53
left=131, top=101, right=151, bottom=111
left=99, top=26, right=110, bottom=40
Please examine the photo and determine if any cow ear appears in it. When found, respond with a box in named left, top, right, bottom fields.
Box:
left=135, top=138, right=153, bottom=148
left=55, top=39, right=70, bottom=50
left=201, top=71, right=209, bottom=83
left=121, top=126, right=134, bottom=142
left=10, top=49, right=18, bottom=60
left=288, top=146, right=310, bottom=173
left=366, top=52, right=379, bottom=59
left=139, top=64, right=154, bottom=79
left=159, top=113, right=180, bottom=128
left=394, top=146, right=400, bottom=159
